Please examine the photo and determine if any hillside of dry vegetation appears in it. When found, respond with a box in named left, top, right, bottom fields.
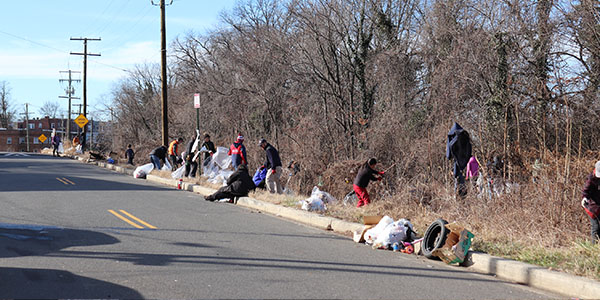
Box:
left=99, top=0, right=600, bottom=280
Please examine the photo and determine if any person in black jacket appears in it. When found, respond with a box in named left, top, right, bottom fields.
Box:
left=353, top=158, right=384, bottom=207
left=149, top=145, right=168, bottom=170
left=204, top=164, right=255, bottom=203
left=581, top=160, right=600, bottom=244
left=184, top=136, right=198, bottom=178
left=259, top=139, right=284, bottom=194
left=125, top=144, right=135, bottom=165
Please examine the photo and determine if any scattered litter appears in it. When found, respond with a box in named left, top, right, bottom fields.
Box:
left=363, top=216, right=416, bottom=250
left=343, top=190, right=358, bottom=206
left=134, top=163, right=154, bottom=179
left=431, top=223, right=474, bottom=264
left=300, top=186, right=337, bottom=212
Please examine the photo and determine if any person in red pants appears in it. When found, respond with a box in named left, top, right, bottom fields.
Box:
left=353, top=158, right=384, bottom=207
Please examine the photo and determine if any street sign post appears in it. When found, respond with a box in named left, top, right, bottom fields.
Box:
left=74, top=114, right=89, bottom=129
left=194, top=93, right=200, bottom=130
left=38, top=134, right=47, bottom=144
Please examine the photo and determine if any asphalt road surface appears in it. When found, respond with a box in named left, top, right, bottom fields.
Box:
left=0, top=153, right=558, bottom=299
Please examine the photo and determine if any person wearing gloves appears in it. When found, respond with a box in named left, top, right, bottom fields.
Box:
left=259, top=138, right=284, bottom=194
left=353, top=158, right=384, bottom=208
left=581, top=160, right=600, bottom=244
left=228, top=134, right=247, bottom=170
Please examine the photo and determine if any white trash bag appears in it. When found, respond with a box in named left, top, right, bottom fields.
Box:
left=162, top=159, right=172, bottom=171
left=171, top=165, right=185, bottom=179
left=310, top=186, right=337, bottom=204
left=58, top=142, right=64, bottom=153
left=211, top=146, right=231, bottom=169
left=364, top=216, right=394, bottom=245
left=301, top=196, right=326, bottom=212
left=373, top=219, right=415, bottom=248
left=133, top=163, right=154, bottom=179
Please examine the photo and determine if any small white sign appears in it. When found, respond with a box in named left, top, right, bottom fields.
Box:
left=194, top=93, right=200, bottom=108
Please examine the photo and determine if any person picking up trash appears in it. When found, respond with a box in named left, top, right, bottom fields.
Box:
left=259, top=138, right=284, bottom=194
left=353, top=158, right=384, bottom=208
left=581, top=160, right=600, bottom=244
left=204, top=164, right=255, bottom=203
left=228, top=134, right=247, bottom=170
left=184, top=135, right=198, bottom=178
left=149, top=145, right=168, bottom=171
left=168, top=137, right=184, bottom=170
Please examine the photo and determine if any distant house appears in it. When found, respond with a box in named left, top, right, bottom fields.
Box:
left=0, top=116, right=78, bottom=153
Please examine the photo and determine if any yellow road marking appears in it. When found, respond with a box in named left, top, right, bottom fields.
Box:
left=62, top=178, right=75, bottom=185
left=108, top=209, right=144, bottom=229
left=56, top=177, right=69, bottom=185
left=119, top=210, right=157, bottom=229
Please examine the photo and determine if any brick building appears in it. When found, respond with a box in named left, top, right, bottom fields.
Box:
left=0, top=116, right=78, bottom=153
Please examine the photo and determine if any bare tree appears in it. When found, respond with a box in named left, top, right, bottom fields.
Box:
left=0, top=81, right=16, bottom=128
left=39, top=101, right=61, bottom=118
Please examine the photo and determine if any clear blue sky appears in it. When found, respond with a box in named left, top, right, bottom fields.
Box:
left=0, top=0, right=237, bottom=120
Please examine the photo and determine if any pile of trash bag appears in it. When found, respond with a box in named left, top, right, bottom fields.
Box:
left=300, top=186, right=337, bottom=212
left=201, top=146, right=233, bottom=186
left=364, top=216, right=416, bottom=249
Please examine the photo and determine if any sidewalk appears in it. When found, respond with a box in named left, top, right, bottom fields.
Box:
left=73, top=155, right=600, bottom=299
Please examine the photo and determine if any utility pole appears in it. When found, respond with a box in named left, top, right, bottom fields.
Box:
left=19, top=103, right=31, bottom=152
left=152, top=0, right=173, bottom=146
left=70, top=37, right=100, bottom=152
left=59, top=70, right=81, bottom=143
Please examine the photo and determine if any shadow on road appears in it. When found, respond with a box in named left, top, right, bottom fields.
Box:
left=0, top=223, right=119, bottom=258
left=0, top=267, right=143, bottom=299
left=0, top=172, right=171, bottom=192
left=0, top=223, right=143, bottom=298
left=44, top=249, right=499, bottom=283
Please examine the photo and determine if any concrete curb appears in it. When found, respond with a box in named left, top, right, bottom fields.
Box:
left=75, top=156, right=599, bottom=299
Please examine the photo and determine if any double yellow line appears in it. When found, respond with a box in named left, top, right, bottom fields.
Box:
left=56, top=177, right=75, bottom=185
left=108, top=209, right=157, bottom=229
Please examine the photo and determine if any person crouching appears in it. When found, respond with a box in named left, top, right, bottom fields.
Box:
left=353, top=158, right=384, bottom=208
left=204, top=164, right=255, bottom=203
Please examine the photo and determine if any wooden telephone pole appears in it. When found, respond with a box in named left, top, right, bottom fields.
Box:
left=70, top=37, right=100, bottom=152
left=152, top=0, right=173, bottom=146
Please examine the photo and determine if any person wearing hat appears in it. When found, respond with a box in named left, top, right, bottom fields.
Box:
left=259, top=138, right=284, bottom=194
left=228, top=134, right=247, bottom=170
left=581, top=160, right=600, bottom=243
left=353, top=158, right=384, bottom=207
left=201, top=133, right=216, bottom=162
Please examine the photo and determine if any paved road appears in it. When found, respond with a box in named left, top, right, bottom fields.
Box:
left=0, top=153, right=557, bottom=299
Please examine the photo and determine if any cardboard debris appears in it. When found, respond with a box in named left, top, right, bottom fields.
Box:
left=432, top=223, right=474, bottom=264
left=353, top=215, right=383, bottom=243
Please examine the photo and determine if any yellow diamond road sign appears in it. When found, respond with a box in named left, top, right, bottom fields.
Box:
left=74, top=114, right=89, bottom=128
left=39, top=134, right=47, bottom=143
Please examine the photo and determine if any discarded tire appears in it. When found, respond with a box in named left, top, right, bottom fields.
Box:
left=422, top=218, right=449, bottom=259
